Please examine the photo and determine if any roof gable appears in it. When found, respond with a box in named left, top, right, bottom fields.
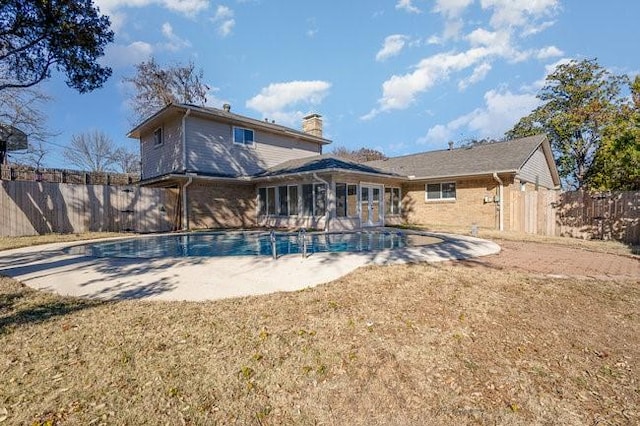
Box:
left=127, top=103, right=332, bottom=145
left=256, top=154, right=400, bottom=179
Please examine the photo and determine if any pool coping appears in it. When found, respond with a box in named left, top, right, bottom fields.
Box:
left=0, top=229, right=501, bottom=302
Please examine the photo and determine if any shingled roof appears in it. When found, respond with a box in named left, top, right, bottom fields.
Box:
left=255, top=154, right=400, bottom=179
left=367, top=135, right=551, bottom=179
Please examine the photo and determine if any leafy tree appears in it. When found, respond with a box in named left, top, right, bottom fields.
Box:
left=507, top=59, right=628, bottom=189
left=587, top=75, right=640, bottom=191
left=331, top=146, right=387, bottom=162
left=124, top=57, right=209, bottom=122
left=0, top=0, right=114, bottom=92
left=64, top=130, right=117, bottom=172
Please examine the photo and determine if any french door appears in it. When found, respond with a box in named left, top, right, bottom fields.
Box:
left=360, top=185, right=383, bottom=227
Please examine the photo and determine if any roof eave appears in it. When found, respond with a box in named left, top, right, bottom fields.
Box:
left=407, top=170, right=518, bottom=181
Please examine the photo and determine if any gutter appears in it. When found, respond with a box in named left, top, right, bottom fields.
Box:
left=492, top=172, right=504, bottom=232
left=312, top=173, right=331, bottom=232
left=408, top=169, right=518, bottom=181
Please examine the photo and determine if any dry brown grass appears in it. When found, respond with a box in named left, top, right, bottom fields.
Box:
left=1, top=253, right=639, bottom=425
left=0, top=232, right=127, bottom=252
left=410, top=223, right=638, bottom=257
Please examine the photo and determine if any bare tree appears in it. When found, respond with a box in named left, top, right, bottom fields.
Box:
left=331, top=146, right=387, bottom=162
left=19, top=140, right=49, bottom=169
left=112, top=146, right=141, bottom=174
left=64, top=131, right=117, bottom=172
left=124, top=57, right=209, bottom=122
left=0, top=87, right=57, bottom=165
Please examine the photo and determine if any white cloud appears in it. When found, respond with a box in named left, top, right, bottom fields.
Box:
left=102, top=41, right=153, bottom=68
left=246, top=81, right=332, bottom=127
left=458, top=62, right=492, bottom=90
left=161, top=22, right=191, bottom=51
left=536, top=45, right=563, bottom=60
left=433, top=0, right=473, bottom=17
left=212, top=5, right=235, bottom=37
left=213, top=4, right=233, bottom=20
left=376, top=35, right=409, bottom=62
left=364, top=46, right=502, bottom=118
left=163, top=0, right=209, bottom=16
left=419, top=88, right=540, bottom=145
left=479, top=0, right=560, bottom=29
left=522, top=20, right=556, bottom=36
left=108, top=11, right=127, bottom=33
left=95, top=0, right=208, bottom=17
left=442, top=18, right=464, bottom=40
left=396, top=0, right=421, bottom=14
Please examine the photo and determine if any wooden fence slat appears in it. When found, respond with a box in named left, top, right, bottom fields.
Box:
left=0, top=180, right=173, bottom=237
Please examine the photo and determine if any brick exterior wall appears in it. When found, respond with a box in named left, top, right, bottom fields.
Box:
left=188, top=182, right=256, bottom=229
left=401, top=177, right=503, bottom=229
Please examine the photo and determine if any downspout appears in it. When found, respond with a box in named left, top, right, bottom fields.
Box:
left=492, top=172, right=504, bottom=232
left=312, top=173, right=330, bottom=232
left=182, top=108, right=192, bottom=172
left=181, top=108, right=193, bottom=231
left=182, top=176, right=193, bottom=231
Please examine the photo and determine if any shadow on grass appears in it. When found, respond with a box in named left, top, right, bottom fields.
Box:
left=0, top=281, right=104, bottom=335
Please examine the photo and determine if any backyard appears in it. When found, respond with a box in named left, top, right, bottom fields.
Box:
left=0, top=231, right=638, bottom=425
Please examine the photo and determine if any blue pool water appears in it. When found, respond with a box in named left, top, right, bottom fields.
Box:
left=70, top=230, right=436, bottom=258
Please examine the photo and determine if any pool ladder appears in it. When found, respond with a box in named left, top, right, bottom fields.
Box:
left=269, top=229, right=308, bottom=259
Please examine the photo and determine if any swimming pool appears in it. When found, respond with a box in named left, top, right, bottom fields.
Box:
left=69, top=230, right=442, bottom=259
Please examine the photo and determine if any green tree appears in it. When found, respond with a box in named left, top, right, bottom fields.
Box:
left=507, top=59, right=628, bottom=189
left=0, top=0, right=114, bottom=92
left=587, top=75, right=640, bottom=190
left=124, top=57, right=209, bottom=122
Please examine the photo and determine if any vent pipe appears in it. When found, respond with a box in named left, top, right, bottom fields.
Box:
left=222, top=103, right=231, bottom=112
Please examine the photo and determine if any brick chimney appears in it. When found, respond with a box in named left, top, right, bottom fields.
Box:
left=302, top=113, right=323, bottom=137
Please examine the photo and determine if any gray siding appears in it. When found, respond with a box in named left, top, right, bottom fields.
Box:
left=140, top=117, right=183, bottom=179
left=518, top=147, right=555, bottom=189
left=185, top=116, right=321, bottom=176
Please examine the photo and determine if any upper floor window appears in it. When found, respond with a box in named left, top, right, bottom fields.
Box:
left=426, top=182, right=456, bottom=201
left=233, top=126, right=255, bottom=146
left=153, top=127, right=163, bottom=147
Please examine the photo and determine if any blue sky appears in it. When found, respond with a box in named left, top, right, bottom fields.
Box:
left=17, top=0, right=640, bottom=168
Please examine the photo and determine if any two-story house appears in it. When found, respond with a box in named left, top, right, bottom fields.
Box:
left=128, top=103, right=561, bottom=234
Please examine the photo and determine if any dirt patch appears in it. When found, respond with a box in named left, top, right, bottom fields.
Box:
left=464, top=239, right=639, bottom=280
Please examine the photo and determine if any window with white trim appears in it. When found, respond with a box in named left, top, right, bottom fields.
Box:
left=385, top=187, right=401, bottom=214
left=233, top=126, right=255, bottom=146
left=153, top=127, right=163, bottom=147
left=426, top=182, right=456, bottom=201
left=336, top=183, right=358, bottom=218
left=258, top=187, right=277, bottom=216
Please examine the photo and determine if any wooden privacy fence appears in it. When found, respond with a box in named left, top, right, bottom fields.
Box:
left=508, top=189, right=558, bottom=236
left=0, top=180, right=178, bottom=237
left=557, top=191, right=640, bottom=245
left=0, top=164, right=140, bottom=186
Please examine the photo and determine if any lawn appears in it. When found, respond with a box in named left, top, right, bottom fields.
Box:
left=1, top=233, right=638, bottom=425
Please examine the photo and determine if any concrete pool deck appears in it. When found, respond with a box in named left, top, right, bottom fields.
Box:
left=0, top=232, right=500, bottom=301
